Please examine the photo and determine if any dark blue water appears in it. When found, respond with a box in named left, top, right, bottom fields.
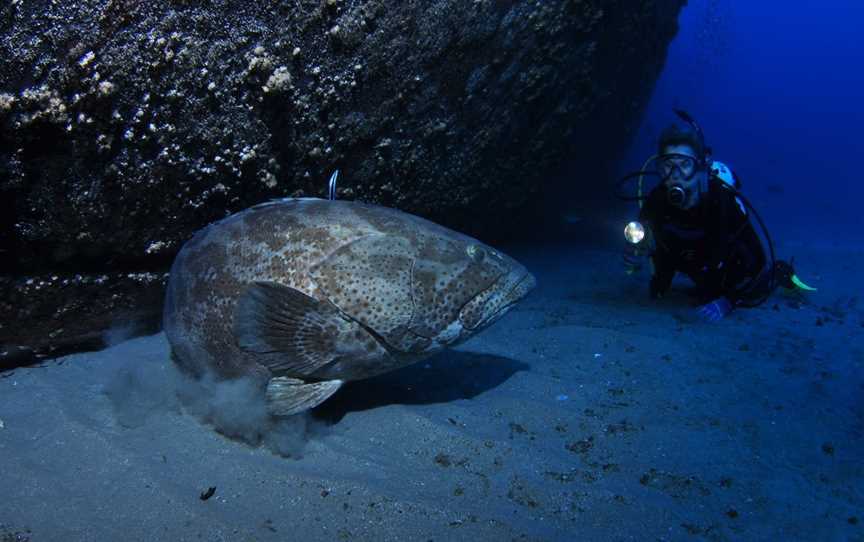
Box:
left=625, top=0, right=863, bottom=248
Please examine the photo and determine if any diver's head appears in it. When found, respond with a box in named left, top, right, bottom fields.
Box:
left=657, top=124, right=709, bottom=210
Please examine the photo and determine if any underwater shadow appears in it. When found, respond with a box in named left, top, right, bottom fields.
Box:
left=312, top=351, right=529, bottom=423
left=572, top=285, right=703, bottom=311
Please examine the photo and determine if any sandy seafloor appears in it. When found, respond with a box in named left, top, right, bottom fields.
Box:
left=1, top=240, right=862, bottom=542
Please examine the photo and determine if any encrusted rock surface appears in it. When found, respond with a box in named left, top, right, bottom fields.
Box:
left=0, top=0, right=685, bottom=365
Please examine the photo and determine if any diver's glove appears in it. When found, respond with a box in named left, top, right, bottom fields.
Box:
left=696, top=296, right=733, bottom=322
left=622, top=224, right=655, bottom=274
left=622, top=245, right=647, bottom=274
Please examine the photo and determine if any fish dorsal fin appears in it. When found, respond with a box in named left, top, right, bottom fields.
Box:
left=233, top=281, right=344, bottom=376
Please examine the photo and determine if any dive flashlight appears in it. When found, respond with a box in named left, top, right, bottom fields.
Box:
left=624, top=221, right=645, bottom=244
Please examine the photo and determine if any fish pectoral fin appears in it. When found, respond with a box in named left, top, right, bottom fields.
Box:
left=265, top=377, right=343, bottom=416
left=234, top=281, right=345, bottom=375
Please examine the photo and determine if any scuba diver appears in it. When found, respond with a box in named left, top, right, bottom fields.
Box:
left=618, top=110, right=815, bottom=322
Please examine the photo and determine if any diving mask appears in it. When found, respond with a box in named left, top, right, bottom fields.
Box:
left=658, top=153, right=698, bottom=180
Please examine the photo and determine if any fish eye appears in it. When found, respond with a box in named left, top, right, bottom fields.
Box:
left=466, top=244, right=485, bottom=262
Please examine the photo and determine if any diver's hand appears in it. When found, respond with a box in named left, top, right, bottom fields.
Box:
left=623, top=245, right=647, bottom=274
left=696, top=297, right=733, bottom=322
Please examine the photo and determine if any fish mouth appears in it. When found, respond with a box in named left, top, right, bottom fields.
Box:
left=511, top=270, right=537, bottom=299
left=499, top=270, right=536, bottom=312
left=496, top=271, right=537, bottom=314
left=473, top=268, right=536, bottom=330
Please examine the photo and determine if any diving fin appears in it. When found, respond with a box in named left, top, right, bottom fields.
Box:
left=265, top=376, right=343, bottom=416
left=791, top=274, right=817, bottom=292
left=774, top=259, right=816, bottom=292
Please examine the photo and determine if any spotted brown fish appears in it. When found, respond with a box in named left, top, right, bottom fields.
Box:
left=163, top=198, right=535, bottom=416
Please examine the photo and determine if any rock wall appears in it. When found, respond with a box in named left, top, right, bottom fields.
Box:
left=0, top=0, right=686, bottom=366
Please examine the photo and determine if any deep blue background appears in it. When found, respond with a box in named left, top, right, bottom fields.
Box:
left=620, top=0, right=863, bottom=249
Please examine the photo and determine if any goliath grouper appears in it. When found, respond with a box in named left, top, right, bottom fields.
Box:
left=163, top=198, right=536, bottom=416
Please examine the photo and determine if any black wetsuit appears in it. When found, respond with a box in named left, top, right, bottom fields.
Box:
left=639, top=176, right=768, bottom=305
